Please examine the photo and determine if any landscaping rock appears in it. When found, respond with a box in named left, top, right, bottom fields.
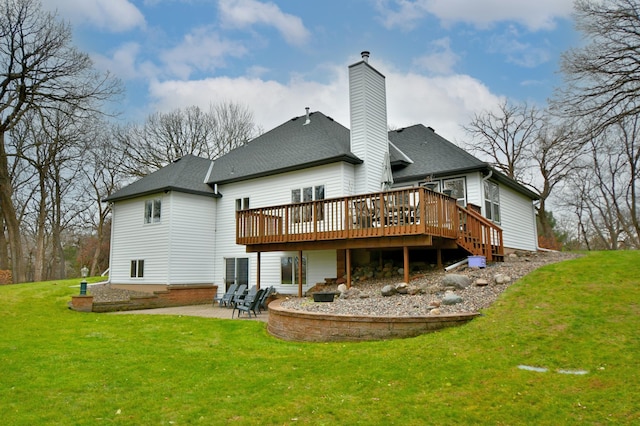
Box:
left=494, top=274, right=512, bottom=284
left=337, top=283, right=348, bottom=294
left=381, top=285, right=396, bottom=297
left=395, top=283, right=408, bottom=294
left=442, top=292, right=463, bottom=305
left=475, top=278, right=489, bottom=287
left=442, top=274, right=471, bottom=289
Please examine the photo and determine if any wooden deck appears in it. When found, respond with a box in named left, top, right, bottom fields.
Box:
left=236, top=187, right=503, bottom=261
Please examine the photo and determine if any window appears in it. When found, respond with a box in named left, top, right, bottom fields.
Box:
left=235, top=198, right=250, bottom=211
left=443, top=178, right=467, bottom=206
left=281, top=255, right=307, bottom=285
left=292, top=185, right=325, bottom=222
left=224, top=257, right=249, bottom=291
left=484, top=181, right=501, bottom=223
left=144, top=199, right=161, bottom=224
left=130, top=259, right=144, bottom=278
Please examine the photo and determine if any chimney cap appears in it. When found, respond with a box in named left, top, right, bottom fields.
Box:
left=361, top=51, right=370, bottom=62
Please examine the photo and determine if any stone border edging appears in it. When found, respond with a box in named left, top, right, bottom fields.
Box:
left=267, top=298, right=479, bottom=342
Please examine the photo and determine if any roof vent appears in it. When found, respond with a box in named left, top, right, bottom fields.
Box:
left=303, top=107, right=311, bottom=125
left=361, top=51, right=370, bottom=63
left=427, top=126, right=435, bottom=132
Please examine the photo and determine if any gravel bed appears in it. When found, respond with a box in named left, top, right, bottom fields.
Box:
left=88, top=284, right=152, bottom=303
left=280, top=251, right=580, bottom=317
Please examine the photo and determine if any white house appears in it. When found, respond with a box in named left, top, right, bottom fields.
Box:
left=105, top=52, right=539, bottom=297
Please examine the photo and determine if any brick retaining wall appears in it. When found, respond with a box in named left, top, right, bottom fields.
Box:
left=267, top=298, right=479, bottom=342
left=70, top=284, right=217, bottom=313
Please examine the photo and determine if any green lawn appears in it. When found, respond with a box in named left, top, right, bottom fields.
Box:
left=1, top=251, right=639, bottom=425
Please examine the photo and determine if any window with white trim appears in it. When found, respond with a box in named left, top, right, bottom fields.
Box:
left=291, top=185, right=325, bottom=222
left=130, top=259, right=144, bottom=278
left=235, top=198, right=250, bottom=211
left=443, top=177, right=467, bottom=206
left=144, top=199, right=162, bottom=224
left=484, top=181, right=501, bottom=224
left=281, top=255, right=307, bottom=285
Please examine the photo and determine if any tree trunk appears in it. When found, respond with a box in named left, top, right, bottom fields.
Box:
left=33, top=168, right=47, bottom=282
left=0, top=213, right=9, bottom=270
left=0, top=133, right=25, bottom=283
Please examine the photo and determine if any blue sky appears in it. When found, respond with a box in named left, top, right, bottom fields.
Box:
left=44, top=0, right=578, bottom=142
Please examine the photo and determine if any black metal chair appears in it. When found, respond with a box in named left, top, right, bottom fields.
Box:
left=233, top=288, right=265, bottom=318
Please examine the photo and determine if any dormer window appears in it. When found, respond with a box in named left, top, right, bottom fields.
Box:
left=144, top=199, right=162, bottom=224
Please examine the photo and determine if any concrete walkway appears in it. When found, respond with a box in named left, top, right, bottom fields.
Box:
left=108, top=304, right=269, bottom=322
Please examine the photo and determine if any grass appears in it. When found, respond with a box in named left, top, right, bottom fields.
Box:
left=1, top=251, right=639, bottom=425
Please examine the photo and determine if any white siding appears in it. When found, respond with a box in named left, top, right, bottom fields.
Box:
left=214, top=163, right=349, bottom=295
left=349, top=60, right=388, bottom=194
left=464, top=172, right=483, bottom=208
left=109, top=195, right=170, bottom=284
left=498, top=185, right=538, bottom=251
left=167, top=192, right=217, bottom=284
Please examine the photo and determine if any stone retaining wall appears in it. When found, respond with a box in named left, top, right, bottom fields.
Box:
left=267, top=298, right=478, bottom=342
left=70, top=284, right=217, bottom=313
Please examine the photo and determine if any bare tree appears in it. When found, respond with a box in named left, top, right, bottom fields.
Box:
left=118, top=102, right=258, bottom=177
left=80, top=122, right=125, bottom=276
left=554, top=0, right=640, bottom=137
left=530, top=121, right=583, bottom=242
left=463, top=99, right=543, bottom=181
left=463, top=100, right=584, bottom=246
left=562, top=118, right=640, bottom=250
left=0, top=0, right=120, bottom=282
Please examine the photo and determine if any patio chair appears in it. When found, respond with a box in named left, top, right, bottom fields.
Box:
left=214, top=283, right=238, bottom=307
left=233, top=288, right=265, bottom=318
left=257, top=286, right=276, bottom=313
left=229, top=284, right=248, bottom=308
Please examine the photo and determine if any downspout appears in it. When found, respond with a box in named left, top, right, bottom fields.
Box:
left=481, top=169, right=493, bottom=213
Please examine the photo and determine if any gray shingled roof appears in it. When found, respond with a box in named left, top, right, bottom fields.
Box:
left=389, top=124, right=538, bottom=199
left=388, top=124, right=487, bottom=181
left=104, top=154, right=218, bottom=202
left=206, top=111, right=361, bottom=184
left=107, top=113, right=537, bottom=202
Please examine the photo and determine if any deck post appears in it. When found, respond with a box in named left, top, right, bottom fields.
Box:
left=298, top=250, right=303, bottom=297
left=437, top=248, right=442, bottom=269
left=256, top=252, right=261, bottom=289
left=403, top=246, right=409, bottom=284
left=346, top=248, right=352, bottom=288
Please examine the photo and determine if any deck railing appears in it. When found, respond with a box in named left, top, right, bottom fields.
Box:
left=236, top=187, right=502, bottom=259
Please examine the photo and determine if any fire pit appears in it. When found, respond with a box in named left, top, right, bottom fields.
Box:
left=312, top=292, right=338, bottom=302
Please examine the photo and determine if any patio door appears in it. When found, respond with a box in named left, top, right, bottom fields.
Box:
left=224, top=257, right=249, bottom=291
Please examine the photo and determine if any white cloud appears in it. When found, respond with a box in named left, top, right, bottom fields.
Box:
left=90, top=42, right=162, bottom=85
left=378, top=0, right=573, bottom=31
left=218, top=0, right=310, bottom=46
left=147, top=60, right=501, bottom=144
left=46, top=0, right=145, bottom=32
left=488, top=26, right=551, bottom=68
left=412, top=37, right=460, bottom=75
left=160, top=27, right=248, bottom=79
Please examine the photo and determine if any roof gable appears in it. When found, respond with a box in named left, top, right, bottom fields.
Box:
left=206, top=111, right=361, bottom=184
left=388, top=124, right=486, bottom=181
left=105, top=154, right=217, bottom=202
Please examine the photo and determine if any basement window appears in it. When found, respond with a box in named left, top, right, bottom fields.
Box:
left=130, top=259, right=144, bottom=278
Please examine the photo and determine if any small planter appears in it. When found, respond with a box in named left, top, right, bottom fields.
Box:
left=312, top=292, right=338, bottom=302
